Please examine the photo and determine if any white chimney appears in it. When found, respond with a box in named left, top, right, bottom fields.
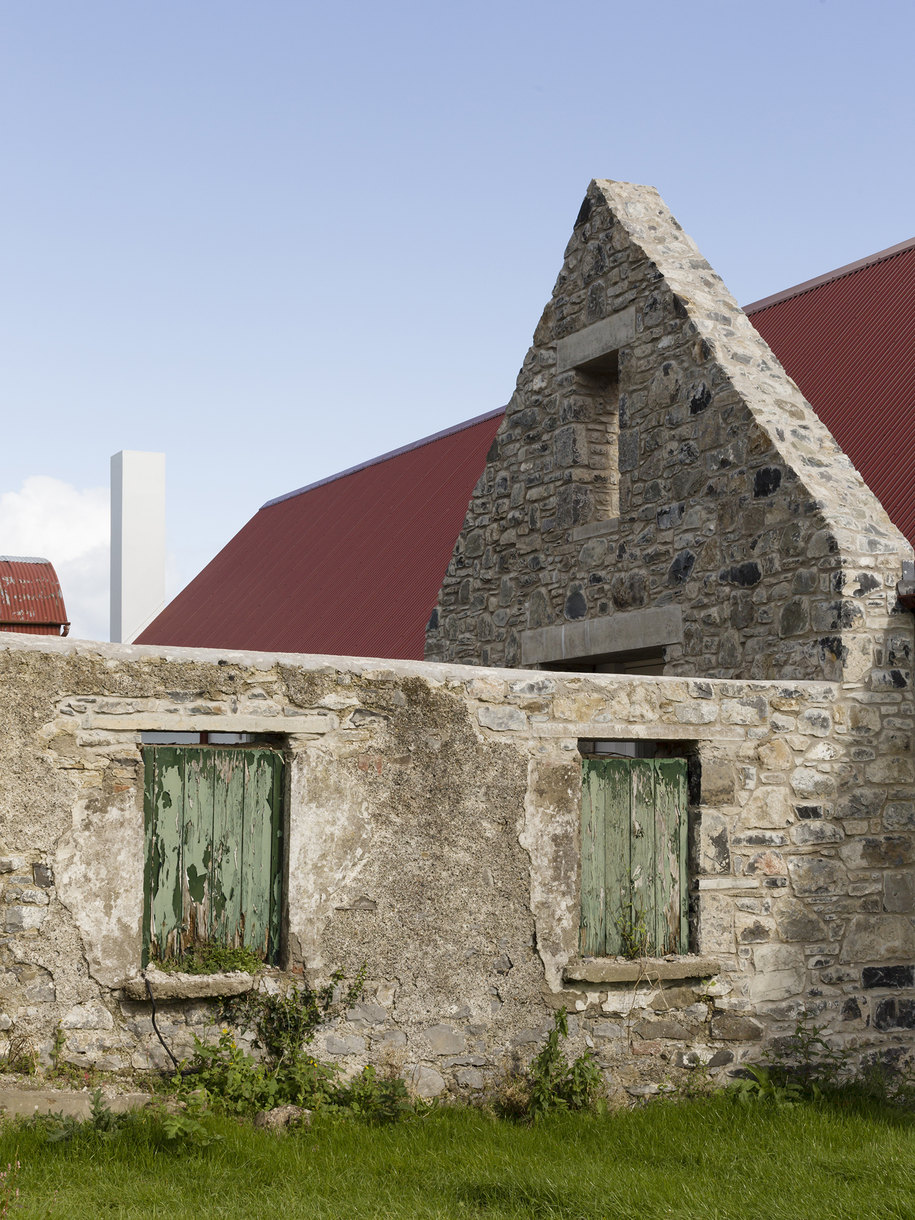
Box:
left=110, top=450, right=166, bottom=643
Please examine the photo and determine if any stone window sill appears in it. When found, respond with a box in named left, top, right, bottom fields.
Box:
left=562, top=955, right=720, bottom=985
left=121, top=967, right=257, bottom=1002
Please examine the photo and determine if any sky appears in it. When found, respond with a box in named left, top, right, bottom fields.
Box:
left=2, top=0, right=913, bottom=640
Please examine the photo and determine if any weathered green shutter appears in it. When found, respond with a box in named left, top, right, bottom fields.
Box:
left=580, top=757, right=687, bottom=956
left=143, top=746, right=283, bottom=965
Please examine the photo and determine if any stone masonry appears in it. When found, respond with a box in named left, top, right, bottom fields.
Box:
left=2, top=632, right=915, bottom=1100
left=426, top=179, right=913, bottom=688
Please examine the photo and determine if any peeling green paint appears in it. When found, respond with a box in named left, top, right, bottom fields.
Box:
left=142, top=746, right=283, bottom=965
left=580, top=758, right=687, bottom=956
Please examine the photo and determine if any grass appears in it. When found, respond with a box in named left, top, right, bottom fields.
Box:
left=1, top=1094, right=914, bottom=1219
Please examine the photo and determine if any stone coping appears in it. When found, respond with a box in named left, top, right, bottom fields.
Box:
left=121, top=968, right=256, bottom=1002
left=562, top=956, right=720, bottom=985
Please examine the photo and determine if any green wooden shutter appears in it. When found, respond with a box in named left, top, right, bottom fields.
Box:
left=580, top=757, right=687, bottom=956
left=143, top=746, right=283, bottom=965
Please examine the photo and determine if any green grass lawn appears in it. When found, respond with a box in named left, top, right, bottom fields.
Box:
left=1, top=1095, right=914, bottom=1219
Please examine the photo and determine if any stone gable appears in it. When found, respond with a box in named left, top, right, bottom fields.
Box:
left=426, top=179, right=912, bottom=684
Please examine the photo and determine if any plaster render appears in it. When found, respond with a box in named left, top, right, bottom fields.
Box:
left=2, top=632, right=914, bottom=1098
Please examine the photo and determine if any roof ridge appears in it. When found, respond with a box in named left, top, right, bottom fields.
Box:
left=261, top=407, right=506, bottom=509
left=743, top=235, right=915, bottom=315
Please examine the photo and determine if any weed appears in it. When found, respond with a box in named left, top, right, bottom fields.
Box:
left=766, top=1011, right=848, bottom=1087
left=495, top=1009, right=603, bottom=1121
left=334, top=1065, right=414, bottom=1125
left=228, top=965, right=366, bottom=1065
left=50, top=1023, right=66, bottom=1073
left=728, top=1064, right=806, bottom=1107
left=0, top=1030, right=37, bottom=1077
left=0, top=1160, right=20, bottom=1218
left=152, top=944, right=264, bottom=975
left=175, top=965, right=415, bottom=1122
left=615, top=901, right=652, bottom=959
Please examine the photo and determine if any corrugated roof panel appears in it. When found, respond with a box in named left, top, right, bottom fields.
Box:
left=0, top=558, right=70, bottom=635
left=138, top=411, right=505, bottom=658
left=748, top=244, right=915, bottom=549
left=141, top=237, right=915, bottom=661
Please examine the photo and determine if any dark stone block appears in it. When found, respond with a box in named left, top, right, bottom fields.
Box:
left=719, top=562, right=762, bottom=588
left=817, top=636, right=848, bottom=665
left=32, top=863, right=53, bottom=888
left=753, top=467, right=782, bottom=497
left=853, top=572, right=881, bottom=597
left=841, top=998, right=861, bottom=1021
left=707, top=1049, right=734, bottom=1067
left=688, top=383, right=711, bottom=414
left=668, top=550, right=695, bottom=586
left=795, top=805, right=823, bottom=819
left=862, top=965, right=914, bottom=990
left=874, top=998, right=915, bottom=1031
left=564, top=588, right=587, bottom=621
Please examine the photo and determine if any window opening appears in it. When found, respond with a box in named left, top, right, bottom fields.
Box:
left=571, top=360, right=619, bottom=521
left=578, top=751, right=688, bottom=957
left=543, top=647, right=666, bottom=676
left=142, top=744, right=284, bottom=967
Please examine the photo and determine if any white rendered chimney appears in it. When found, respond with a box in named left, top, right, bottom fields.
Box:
left=110, top=450, right=166, bottom=643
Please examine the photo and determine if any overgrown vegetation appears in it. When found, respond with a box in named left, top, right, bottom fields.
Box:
left=614, top=900, right=652, bottom=959
left=152, top=943, right=264, bottom=975
left=0, top=1027, right=38, bottom=1076
left=170, top=965, right=413, bottom=1123
left=495, top=1009, right=603, bottom=1120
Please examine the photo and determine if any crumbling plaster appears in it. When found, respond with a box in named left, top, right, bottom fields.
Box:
left=2, top=633, right=914, bottom=1098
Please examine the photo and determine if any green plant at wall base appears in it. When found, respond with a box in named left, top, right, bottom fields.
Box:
left=728, top=1064, right=806, bottom=1107
left=496, top=1008, right=603, bottom=1121
left=1, top=1027, right=37, bottom=1076
left=50, top=1022, right=66, bottom=1072
left=175, top=966, right=408, bottom=1120
left=767, top=1012, right=848, bottom=1087
left=152, top=944, right=264, bottom=975
left=334, top=1065, right=415, bottom=1125
left=227, top=965, right=367, bottom=1064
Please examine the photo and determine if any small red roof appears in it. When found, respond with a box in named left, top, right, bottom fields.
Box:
left=140, top=239, right=915, bottom=659
left=138, top=410, right=504, bottom=658
left=0, top=557, right=70, bottom=636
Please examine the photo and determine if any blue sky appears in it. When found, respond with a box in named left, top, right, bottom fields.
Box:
left=2, top=0, right=913, bottom=638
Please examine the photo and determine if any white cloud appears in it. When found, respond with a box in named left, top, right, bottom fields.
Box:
left=0, top=476, right=109, bottom=641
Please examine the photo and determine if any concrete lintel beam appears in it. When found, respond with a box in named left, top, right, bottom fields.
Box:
left=520, top=605, right=683, bottom=668
left=556, top=307, right=636, bottom=373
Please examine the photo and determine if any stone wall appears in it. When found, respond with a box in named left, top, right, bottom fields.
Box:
left=426, top=179, right=912, bottom=687
left=2, top=633, right=914, bottom=1099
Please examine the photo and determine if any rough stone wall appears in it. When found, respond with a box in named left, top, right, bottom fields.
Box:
left=426, top=179, right=912, bottom=686
left=2, top=634, right=914, bottom=1099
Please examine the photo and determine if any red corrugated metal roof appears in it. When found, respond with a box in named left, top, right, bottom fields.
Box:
left=140, top=237, right=915, bottom=660
left=0, top=557, right=69, bottom=635
left=138, top=410, right=504, bottom=658
left=747, top=238, right=915, bottom=549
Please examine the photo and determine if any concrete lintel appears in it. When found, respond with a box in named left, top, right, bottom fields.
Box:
left=697, top=876, right=759, bottom=891
left=88, top=713, right=335, bottom=735
left=562, top=956, right=720, bottom=985
left=531, top=721, right=742, bottom=742
left=520, top=606, right=683, bottom=668
left=556, top=307, right=636, bottom=373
